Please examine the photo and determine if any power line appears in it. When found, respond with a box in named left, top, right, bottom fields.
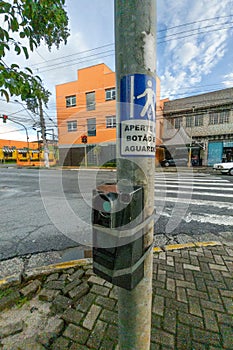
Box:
left=0, top=126, right=34, bottom=135
left=37, top=49, right=114, bottom=72
left=31, top=43, right=114, bottom=68
left=31, top=14, right=233, bottom=69
left=38, top=53, right=114, bottom=73
left=157, top=14, right=233, bottom=33
left=157, top=20, right=233, bottom=40
left=35, top=19, right=233, bottom=74
left=157, top=23, right=233, bottom=44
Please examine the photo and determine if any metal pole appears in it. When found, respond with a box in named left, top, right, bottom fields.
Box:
left=115, top=1, right=156, bottom=349
left=6, top=117, right=30, bottom=161
left=38, top=98, right=50, bottom=168
left=8, top=118, right=29, bottom=150
left=84, top=144, right=88, bottom=167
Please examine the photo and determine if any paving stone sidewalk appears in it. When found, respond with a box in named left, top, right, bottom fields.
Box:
left=0, top=243, right=232, bottom=349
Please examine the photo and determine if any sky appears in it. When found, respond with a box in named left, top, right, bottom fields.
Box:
left=1, top=0, right=233, bottom=141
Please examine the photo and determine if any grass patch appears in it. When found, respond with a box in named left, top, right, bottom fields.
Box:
left=0, top=288, right=14, bottom=299
left=16, top=296, right=28, bottom=308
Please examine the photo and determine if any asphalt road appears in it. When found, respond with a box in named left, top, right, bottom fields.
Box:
left=0, top=167, right=232, bottom=261
left=154, top=170, right=233, bottom=245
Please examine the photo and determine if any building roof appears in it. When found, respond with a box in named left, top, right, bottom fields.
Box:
left=163, top=87, right=233, bottom=113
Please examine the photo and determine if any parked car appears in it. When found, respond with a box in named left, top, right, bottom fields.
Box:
left=213, top=161, right=233, bottom=175
left=160, top=158, right=188, bottom=167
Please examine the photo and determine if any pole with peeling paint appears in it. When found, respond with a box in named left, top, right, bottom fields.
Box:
left=115, top=1, right=156, bottom=349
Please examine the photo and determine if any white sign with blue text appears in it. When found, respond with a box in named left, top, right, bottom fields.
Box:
left=120, top=74, right=156, bottom=157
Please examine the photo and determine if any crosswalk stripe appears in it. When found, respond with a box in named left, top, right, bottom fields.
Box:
left=155, top=184, right=233, bottom=191
left=155, top=188, right=233, bottom=198
left=154, top=196, right=233, bottom=209
left=155, top=177, right=229, bottom=183
left=157, top=211, right=233, bottom=226
left=153, top=174, right=233, bottom=229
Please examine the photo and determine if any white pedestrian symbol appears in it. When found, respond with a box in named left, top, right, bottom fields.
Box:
left=136, top=80, right=155, bottom=119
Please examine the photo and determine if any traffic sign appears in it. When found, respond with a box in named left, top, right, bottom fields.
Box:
left=120, top=74, right=156, bottom=157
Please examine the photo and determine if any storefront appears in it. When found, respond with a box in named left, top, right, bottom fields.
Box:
left=222, top=141, right=233, bottom=162
left=207, top=141, right=233, bottom=166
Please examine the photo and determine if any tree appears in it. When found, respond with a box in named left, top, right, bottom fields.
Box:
left=0, top=0, right=70, bottom=103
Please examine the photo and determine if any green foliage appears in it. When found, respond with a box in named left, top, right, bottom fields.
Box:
left=16, top=296, right=28, bottom=308
left=0, top=0, right=70, bottom=103
left=0, top=288, right=14, bottom=299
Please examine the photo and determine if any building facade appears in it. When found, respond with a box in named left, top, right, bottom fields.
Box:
left=56, top=63, right=161, bottom=166
left=162, top=88, right=233, bottom=166
left=0, top=139, right=57, bottom=165
left=56, top=64, right=117, bottom=166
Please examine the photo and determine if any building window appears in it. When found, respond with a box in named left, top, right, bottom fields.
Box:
left=219, top=110, right=229, bottom=124
left=186, top=116, right=193, bottom=128
left=209, top=112, right=219, bottom=125
left=66, top=95, right=76, bottom=108
left=167, top=118, right=174, bottom=129
left=67, top=120, right=77, bottom=132
left=174, top=117, right=182, bottom=129
left=105, top=88, right=116, bottom=101
left=87, top=118, right=96, bottom=136
left=86, top=92, right=95, bottom=111
left=106, top=116, right=116, bottom=128
left=194, top=114, right=203, bottom=127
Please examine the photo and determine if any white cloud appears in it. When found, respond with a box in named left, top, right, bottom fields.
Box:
left=174, top=42, right=199, bottom=66
left=158, top=0, right=233, bottom=98
left=222, top=73, right=233, bottom=87
left=33, top=31, right=90, bottom=87
left=1, top=0, right=233, bottom=142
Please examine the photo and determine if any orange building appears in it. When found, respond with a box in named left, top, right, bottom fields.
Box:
left=0, top=139, right=38, bottom=150
left=56, top=63, right=161, bottom=166
left=0, top=139, right=58, bottom=166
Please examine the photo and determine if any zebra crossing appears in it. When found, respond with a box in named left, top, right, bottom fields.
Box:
left=154, top=172, right=233, bottom=234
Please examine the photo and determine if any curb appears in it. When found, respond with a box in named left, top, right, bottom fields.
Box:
left=0, top=241, right=222, bottom=289
left=0, top=258, right=92, bottom=289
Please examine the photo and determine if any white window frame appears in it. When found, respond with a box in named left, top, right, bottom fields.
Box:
left=66, top=95, right=76, bottom=108
left=105, top=88, right=116, bottom=101
left=67, top=120, right=77, bottom=132
left=194, top=114, right=203, bottom=127
left=186, top=116, right=193, bottom=128
left=209, top=112, right=218, bottom=125
left=174, top=117, right=182, bottom=129
left=219, top=110, right=229, bottom=124
left=106, top=115, right=116, bottom=128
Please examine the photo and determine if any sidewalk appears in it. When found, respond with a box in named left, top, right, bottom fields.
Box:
left=0, top=241, right=232, bottom=350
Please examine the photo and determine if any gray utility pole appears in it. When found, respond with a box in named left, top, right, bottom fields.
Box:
left=115, top=1, right=156, bottom=349
left=38, top=98, right=50, bottom=168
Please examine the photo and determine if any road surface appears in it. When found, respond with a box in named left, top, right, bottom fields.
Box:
left=0, top=167, right=232, bottom=260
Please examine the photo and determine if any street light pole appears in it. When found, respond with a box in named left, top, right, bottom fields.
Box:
left=115, top=1, right=156, bottom=349
left=38, top=98, right=50, bottom=168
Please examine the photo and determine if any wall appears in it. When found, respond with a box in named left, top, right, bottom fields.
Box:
left=56, top=64, right=162, bottom=166
left=56, top=63, right=116, bottom=147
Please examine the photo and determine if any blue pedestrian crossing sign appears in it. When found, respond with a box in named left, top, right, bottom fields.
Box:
left=120, top=74, right=156, bottom=157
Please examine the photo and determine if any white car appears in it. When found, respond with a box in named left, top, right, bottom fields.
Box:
left=213, top=161, right=233, bottom=175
